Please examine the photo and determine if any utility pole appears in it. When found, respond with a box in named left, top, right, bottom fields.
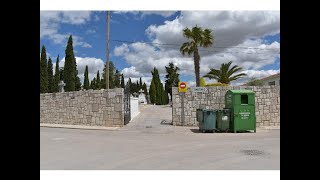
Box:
left=106, top=11, right=110, bottom=89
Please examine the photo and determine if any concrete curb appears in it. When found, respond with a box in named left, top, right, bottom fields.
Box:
left=40, top=123, right=121, bottom=131
left=258, top=126, right=280, bottom=130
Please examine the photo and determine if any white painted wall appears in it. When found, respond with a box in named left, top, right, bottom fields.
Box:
left=130, top=97, right=140, bottom=120
left=262, top=76, right=280, bottom=86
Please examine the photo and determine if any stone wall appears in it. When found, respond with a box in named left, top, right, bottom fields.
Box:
left=172, top=86, right=280, bottom=127
left=40, top=89, right=124, bottom=127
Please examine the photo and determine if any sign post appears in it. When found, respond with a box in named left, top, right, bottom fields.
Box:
left=178, top=82, right=188, bottom=126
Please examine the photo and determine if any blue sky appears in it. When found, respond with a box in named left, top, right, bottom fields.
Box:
left=40, top=11, right=280, bottom=87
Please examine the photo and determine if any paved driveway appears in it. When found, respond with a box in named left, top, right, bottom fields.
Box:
left=40, top=105, right=280, bottom=170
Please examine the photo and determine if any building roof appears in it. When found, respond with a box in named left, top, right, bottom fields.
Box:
left=241, top=73, right=280, bottom=86
left=258, top=73, right=280, bottom=81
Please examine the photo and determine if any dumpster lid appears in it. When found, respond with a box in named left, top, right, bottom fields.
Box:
left=202, top=109, right=217, bottom=112
left=227, top=90, right=254, bottom=94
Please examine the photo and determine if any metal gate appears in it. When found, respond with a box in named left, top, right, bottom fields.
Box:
left=124, top=84, right=131, bottom=125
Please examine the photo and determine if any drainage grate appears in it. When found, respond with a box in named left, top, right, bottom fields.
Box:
left=241, top=149, right=264, bottom=156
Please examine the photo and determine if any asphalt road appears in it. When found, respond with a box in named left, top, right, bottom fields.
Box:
left=40, top=105, right=280, bottom=170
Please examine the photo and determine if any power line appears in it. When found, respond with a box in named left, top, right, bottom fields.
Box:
left=110, top=39, right=280, bottom=55
left=110, top=39, right=280, bottom=50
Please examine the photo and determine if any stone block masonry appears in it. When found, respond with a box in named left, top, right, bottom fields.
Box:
left=40, top=89, right=124, bottom=127
left=172, top=86, right=280, bottom=127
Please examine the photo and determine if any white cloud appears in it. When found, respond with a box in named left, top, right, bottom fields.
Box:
left=114, top=11, right=177, bottom=18
left=54, top=57, right=105, bottom=84
left=40, top=11, right=92, bottom=48
left=230, top=69, right=280, bottom=86
left=85, top=29, right=96, bottom=34
left=94, top=15, right=100, bottom=21
left=188, top=81, right=196, bottom=87
left=140, top=11, right=177, bottom=17
left=73, top=36, right=92, bottom=48
left=60, top=11, right=92, bottom=24
left=121, top=66, right=143, bottom=78
left=113, top=11, right=280, bottom=86
left=114, top=44, right=129, bottom=56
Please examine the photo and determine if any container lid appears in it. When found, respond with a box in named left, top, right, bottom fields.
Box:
left=227, top=90, right=254, bottom=94
left=202, top=109, right=217, bottom=112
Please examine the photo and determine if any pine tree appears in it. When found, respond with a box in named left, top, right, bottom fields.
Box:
left=40, top=45, right=48, bottom=93
left=83, top=65, right=90, bottom=90
left=54, top=55, right=60, bottom=92
left=63, top=35, right=76, bottom=92
left=114, top=69, right=120, bottom=88
left=96, top=71, right=101, bottom=90
left=149, top=79, right=156, bottom=104
left=121, top=74, right=125, bottom=88
left=165, top=62, right=180, bottom=102
left=47, top=57, right=54, bottom=93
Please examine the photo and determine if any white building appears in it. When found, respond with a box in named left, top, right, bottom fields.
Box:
left=259, top=73, right=280, bottom=86
left=242, top=73, right=280, bottom=86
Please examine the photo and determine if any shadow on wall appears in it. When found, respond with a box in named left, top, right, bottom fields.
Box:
left=160, top=120, right=173, bottom=125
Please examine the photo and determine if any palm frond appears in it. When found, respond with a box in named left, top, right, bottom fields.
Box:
left=180, top=42, right=191, bottom=55
left=201, top=29, right=214, bottom=47
left=183, top=28, right=193, bottom=39
left=229, top=73, right=247, bottom=81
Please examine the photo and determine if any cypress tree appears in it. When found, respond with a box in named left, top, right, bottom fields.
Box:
left=114, top=69, right=120, bottom=88
left=83, top=65, right=90, bottom=90
left=164, top=89, right=169, bottom=104
left=143, top=82, right=148, bottom=96
left=96, top=71, right=101, bottom=90
left=159, top=84, right=164, bottom=105
left=128, top=77, right=133, bottom=94
left=139, top=77, right=143, bottom=90
left=101, top=61, right=115, bottom=89
left=63, top=35, right=76, bottom=91
left=40, top=45, right=48, bottom=93
left=109, top=61, right=115, bottom=88
left=165, top=62, right=180, bottom=102
left=152, top=67, right=162, bottom=105
left=121, top=74, right=125, bottom=88
left=54, top=55, right=60, bottom=92
left=74, top=57, right=81, bottom=91
left=149, top=79, right=156, bottom=104
left=136, top=80, right=139, bottom=92
left=47, top=57, right=54, bottom=93
left=90, top=77, right=96, bottom=90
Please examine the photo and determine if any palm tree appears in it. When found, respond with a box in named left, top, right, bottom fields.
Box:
left=203, top=61, right=247, bottom=84
left=180, top=26, right=214, bottom=86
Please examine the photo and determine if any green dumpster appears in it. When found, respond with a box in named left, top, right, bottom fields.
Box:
left=216, top=108, right=231, bottom=132
left=225, top=90, right=256, bottom=133
left=196, top=109, right=217, bottom=133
